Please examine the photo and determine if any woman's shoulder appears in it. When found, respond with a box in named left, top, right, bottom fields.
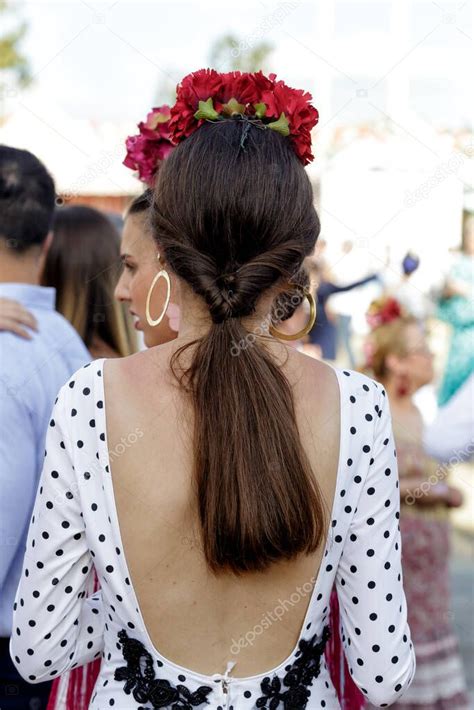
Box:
left=100, top=347, right=170, bottom=394
left=53, top=359, right=106, bottom=419
left=59, top=357, right=104, bottom=390
left=292, top=350, right=384, bottom=399
left=334, top=365, right=385, bottom=399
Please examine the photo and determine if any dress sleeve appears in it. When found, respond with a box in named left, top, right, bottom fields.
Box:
left=336, top=388, right=416, bottom=707
left=9, top=380, right=105, bottom=683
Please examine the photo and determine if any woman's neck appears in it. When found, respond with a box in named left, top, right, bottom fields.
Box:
left=382, top=377, right=415, bottom=412
left=174, top=279, right=278, bottom=342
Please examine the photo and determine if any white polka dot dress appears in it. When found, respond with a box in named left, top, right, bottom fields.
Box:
left=10, top=359, right=416, bottom=709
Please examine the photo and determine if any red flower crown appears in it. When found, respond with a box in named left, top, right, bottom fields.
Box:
left=169, top=68, right=319, bottom=165
left=124, top=69, right=319, bottom=183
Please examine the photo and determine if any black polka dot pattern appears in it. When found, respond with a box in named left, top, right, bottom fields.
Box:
left=9, top=360, right=415, bottom=708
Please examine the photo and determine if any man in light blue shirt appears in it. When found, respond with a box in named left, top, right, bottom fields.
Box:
left=0, top=146, right=89, bottom=708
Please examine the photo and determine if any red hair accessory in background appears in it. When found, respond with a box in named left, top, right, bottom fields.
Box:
left=123, top=105, right=175, bottom=186
left=366, top=296, right=403, bottom=330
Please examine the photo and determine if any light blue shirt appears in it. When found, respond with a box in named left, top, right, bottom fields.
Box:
left=0, top=283, right=90, bottom=637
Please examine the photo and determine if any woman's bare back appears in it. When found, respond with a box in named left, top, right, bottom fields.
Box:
left=103, top=341, right=341, bottom=676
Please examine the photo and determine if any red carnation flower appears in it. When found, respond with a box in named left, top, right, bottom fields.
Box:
left=261, top=78, right=319, bottom=164
left=218, top=71, right=259, bottom=109
left=123, top=106, right=174, bottom=186
left=169, top=68, right=222, bottom=141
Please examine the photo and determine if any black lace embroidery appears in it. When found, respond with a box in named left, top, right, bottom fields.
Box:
left=256, top=625, right=331, bottom=709
left=114, top=630, right=213, bottom=708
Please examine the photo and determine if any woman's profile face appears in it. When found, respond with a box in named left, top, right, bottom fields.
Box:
left=114, top=212, right=178, bottom=348
left=400, top=322, right=434, bottom=390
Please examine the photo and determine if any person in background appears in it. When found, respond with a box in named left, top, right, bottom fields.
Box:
left=307, top=257, right=378, bottom=361
left=331, top=240, right=366, bottom=367
left=364, top=296, right=469, bottom=710
left=423, top=372, right=474, bottom=463
left=0, top=205, right=136, bottom=360
left=436, top=212, right=474, bottom=406
left=42, top=205, right=136, bottom=359
left=0, top=145, right=90, bottom=710
left=390, top=252, right=431, bottom=322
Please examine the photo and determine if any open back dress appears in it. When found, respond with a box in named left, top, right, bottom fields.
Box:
left=10, top=359, right=415, bottom=709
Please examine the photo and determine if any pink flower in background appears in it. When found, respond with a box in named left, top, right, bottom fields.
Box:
left=123, top=106, right=175, bottom=186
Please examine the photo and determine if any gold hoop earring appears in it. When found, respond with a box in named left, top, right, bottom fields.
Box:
left=269, top=291, right=316, bottom=341
left=145, top=269, right=171, bottom=327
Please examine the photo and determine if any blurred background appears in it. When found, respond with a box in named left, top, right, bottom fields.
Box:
left=1, top=0, right=473, bottom=702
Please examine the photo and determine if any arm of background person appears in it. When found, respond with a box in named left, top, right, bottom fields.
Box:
left=326, top=273, right=379, bottom=297
left=0, top=380, right=38, bottom=590
left=423, top=373, right=474, bottom=463
left=0, top=298, right=37, bottom=339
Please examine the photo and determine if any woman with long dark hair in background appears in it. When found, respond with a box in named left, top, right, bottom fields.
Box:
left=42, top=205, right=136, bottom=358
left=0, top=204, right=136, bottom=359
left=10, top=70, right=415, bottom=709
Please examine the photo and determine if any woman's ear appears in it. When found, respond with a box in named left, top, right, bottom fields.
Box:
left=155, top=244, right=166, bottom=268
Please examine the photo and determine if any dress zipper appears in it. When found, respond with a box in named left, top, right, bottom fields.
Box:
left=221, top=660, right=236, bottom=708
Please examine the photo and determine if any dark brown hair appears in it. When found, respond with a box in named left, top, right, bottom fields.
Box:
left=126, top=188, right=153, bottom=217
left=0, top=145, right=55, bottom=252
left=41, top=205, right=135, bottom=357
left=153, top=119, right=324, bottom=574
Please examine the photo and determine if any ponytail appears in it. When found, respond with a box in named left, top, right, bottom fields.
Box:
left=154, top=118, right=325, bottom=573
left=172, top=317, right=326, bottom=573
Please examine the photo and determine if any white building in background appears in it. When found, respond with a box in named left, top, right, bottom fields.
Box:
left=309, top=0, right=471, bottom=139
left=302, top=0, right=472, bottom=312
left=0, top=96, right=141, bottom=212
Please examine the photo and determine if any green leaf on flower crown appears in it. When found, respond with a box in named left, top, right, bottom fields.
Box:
left=254, top=102, right=267, bottom=118
left=222, top=97, right=246, bottom=116
left=194, top=98, right=220, bottom=121
left=268, top=112, right=290, bottom=136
